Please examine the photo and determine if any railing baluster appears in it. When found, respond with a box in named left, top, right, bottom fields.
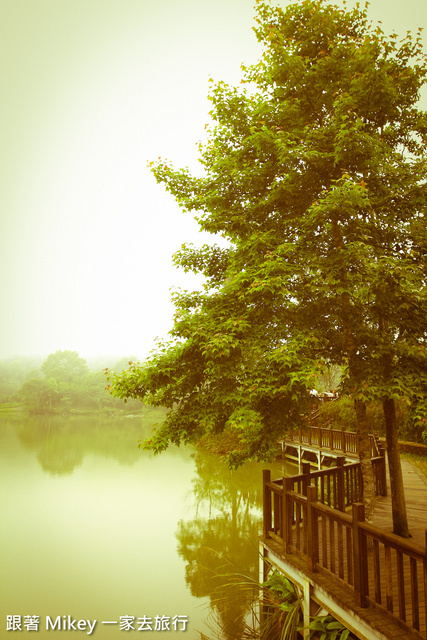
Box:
left=410, top=556, right=419, bottom=630
left=274, top=491, right=280, bottom=535
left=352, top=503, right=368, bottom=608
left=338, top=521, right=344, bottom=579
left=322, top=515, right=327, bottom=568
left=396, top=550, right=405, bottom=621
left=330, top=518, right=336, bottom=574
left=385, top=545, right=393, bottom=613
left=336, top=457, right=345, bottom=511
left=302, top=461, right=311, bottom=496
left=282, top=476, right=292, bottom=553
left=307, top=485, right=318, bottom=572
left=347, top=527, right=353, bottom=586
left=373, top=538, right=381, bottom=604
left=295, top=498, right=301, bottom=551
left=302, top=500, right=308, bottom=555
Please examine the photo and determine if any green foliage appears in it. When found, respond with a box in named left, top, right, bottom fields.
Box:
left=10, top=351, right=143, bottom=414
left=41, top=350, right=88, bottom=383
left=200, top=563, right=304, bottom=640
left=0, top=356, right=44, bottom=402
left=315, top=365, right=342, bottom=394
left=109, top=0, right=427, bottom=466
left=262, top=572, right=298, bottom=603
left=201, top=562, right=355, bottom=640
left=407, top=395, right=427, bottom=442
left=317, top=396, right=390, bottom=433
left=317, top=397, right=358, bottom=431
left=308, top=614, right=355, bottom=640
left=260, top=571, right=303, bottom=640
left=19, top=378, right=57, bottom=412
left=317, top=396, right=426, bottom=442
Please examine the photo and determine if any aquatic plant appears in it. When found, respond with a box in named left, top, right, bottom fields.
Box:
left=199, top=555, right=356, bottom=640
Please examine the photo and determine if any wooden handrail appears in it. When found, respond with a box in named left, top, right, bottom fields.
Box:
left=284, top=426, right=380, bottom=457
left=263, top=464, right=427, bottom=638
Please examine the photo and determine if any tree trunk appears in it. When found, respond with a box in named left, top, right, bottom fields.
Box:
left=383, top=397, right=411, bottom=538
left=354, top=398, right=376, bottom=523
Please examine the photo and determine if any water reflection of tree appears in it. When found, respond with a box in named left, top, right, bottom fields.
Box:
left=11, top=415, right=142, bottom=474
left=4, top=409, right=180, bottom=475
left=176, top=450, right=287, bottom=640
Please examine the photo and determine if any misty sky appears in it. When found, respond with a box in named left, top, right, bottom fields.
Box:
left=1, top=0, right=426, bottom=362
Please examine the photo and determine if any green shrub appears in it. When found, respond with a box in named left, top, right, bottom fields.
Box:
left=316, top=396, right=417, bottom=440
left=308, top=614, right=356, bottom=640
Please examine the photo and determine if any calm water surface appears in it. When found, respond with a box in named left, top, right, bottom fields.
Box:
left=0, top=410, right=296, bottom=639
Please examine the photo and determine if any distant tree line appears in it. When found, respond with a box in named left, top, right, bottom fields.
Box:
left=0, top=351, right=143, bottom=414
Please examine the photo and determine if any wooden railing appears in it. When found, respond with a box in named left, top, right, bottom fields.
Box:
left=263, top=465, right=427, bottom=638
left=284, top=426, right=381, bottom=458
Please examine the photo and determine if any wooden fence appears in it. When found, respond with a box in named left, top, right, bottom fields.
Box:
left=284, top=426, right=381, bottom=458
left=263, top=463, right=427, bottom=638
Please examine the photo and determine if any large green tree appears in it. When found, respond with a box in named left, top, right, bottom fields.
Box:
left=41, top=350, right=89, bottom=383
left=108, top=0, right=427, bottom=535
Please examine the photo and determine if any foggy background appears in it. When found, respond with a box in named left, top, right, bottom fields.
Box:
left=1, top=0, right=426, bottom=364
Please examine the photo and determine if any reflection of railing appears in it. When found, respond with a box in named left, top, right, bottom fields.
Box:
left=284, top=426, right=381, bottom=458
left=262, top=463, right=427, bottom=639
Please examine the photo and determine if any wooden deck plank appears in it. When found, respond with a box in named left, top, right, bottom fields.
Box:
left=372, top=457, right=427, bottom=547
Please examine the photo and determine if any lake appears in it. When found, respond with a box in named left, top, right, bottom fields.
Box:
left=0, top=410, right=297, bottom=639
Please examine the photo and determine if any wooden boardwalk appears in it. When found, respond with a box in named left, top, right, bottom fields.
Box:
left=365, top=457, right=427, bottom=639
left=261, top=454, right=427, bottom=640
left=373, top=456, right=427, bottom=545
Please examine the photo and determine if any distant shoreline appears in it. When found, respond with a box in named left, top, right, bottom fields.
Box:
left=0, top=402, right=144, bottom=418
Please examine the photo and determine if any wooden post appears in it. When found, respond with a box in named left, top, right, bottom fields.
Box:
left=318, top=425, right=322, bottom=448
left=329, top=424, right=334, bottom=450
left=336, top=456, right=345, bottom=511
left=263, top=470, right=271, bottom=539
left=302, top=461, right=311, bottom=496
left=352, top=502, right=368, bottom=608
left=341, top=428, right=346, bottom=453
left=307, top=485, right=318, bottom=572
